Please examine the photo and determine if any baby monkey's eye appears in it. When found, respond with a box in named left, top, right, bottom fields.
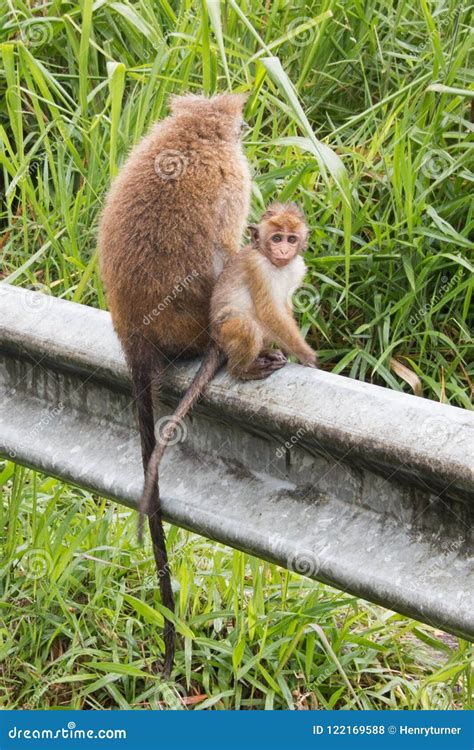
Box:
left=271, top=234, right=282, bottom=242
left=288, top=235, right=298, bottom=244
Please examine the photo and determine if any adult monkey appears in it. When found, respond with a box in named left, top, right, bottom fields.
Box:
left=99, top=93, right=252, bottom=676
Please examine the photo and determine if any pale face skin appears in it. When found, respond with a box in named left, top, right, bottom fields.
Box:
left=250, top=223, right=304, bottom=268
left=265, top=229, right=301, bottom=267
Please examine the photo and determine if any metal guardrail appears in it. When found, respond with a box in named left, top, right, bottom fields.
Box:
left=1, top=284, right=473, bottom=639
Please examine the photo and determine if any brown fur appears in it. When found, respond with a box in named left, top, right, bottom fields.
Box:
left=98, top=93, right=251, bottom=677
left=211, top=202, right=316, bottom=377
left=100, top=93, right=251, bottom=358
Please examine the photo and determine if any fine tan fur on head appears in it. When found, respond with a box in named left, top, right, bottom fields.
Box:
left=260, top=202, right=309, bottom=246
left=169, top=92, right=247, bottom=121
left=212, top=92, right=248, bottom=114
left=167, top=92, right=247, bottom=142
left=261, top=201, right=305, bottom=223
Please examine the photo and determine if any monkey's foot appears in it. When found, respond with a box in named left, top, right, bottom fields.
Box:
left=239, top=354, right=287, bottom=381
left=259, top=348, right=288, bottom=364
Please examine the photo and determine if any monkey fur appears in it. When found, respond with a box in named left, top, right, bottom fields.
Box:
left=99, top=93, right=251, bottom=677
left=212, top=202, right=317, bottom=377
left=140, top=202, right=317, bottom=550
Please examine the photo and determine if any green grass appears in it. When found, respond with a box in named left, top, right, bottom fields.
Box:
left=1, top=0, right=473, bottom=709
left=1, top=465, right=472, bottom=710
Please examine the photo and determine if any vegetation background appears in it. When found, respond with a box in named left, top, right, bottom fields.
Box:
left=0, top=0, right=472, bottom=709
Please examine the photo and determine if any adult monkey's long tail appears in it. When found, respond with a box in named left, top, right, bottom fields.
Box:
left=128, top=340, right=176, bottom=678
left=139, top=342, right=225, bottom=544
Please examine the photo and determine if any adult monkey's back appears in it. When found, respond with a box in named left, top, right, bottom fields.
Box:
left=98, top=93, right=251, bottom=676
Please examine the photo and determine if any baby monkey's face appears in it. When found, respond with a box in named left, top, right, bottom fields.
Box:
left=249, top=204, right=308, bottom=269
left=266, top=228, right=302, bottom=267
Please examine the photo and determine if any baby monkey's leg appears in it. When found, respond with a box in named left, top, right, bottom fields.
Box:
left=217, top=318, right=287, bottom=381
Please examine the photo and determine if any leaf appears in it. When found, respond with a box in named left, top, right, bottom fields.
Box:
left=79, top=0, right=94, bottom=116
left=182, top=694, right=208, bottom=706
left=390, top=358, right=423, bottom=397
left=107, top=61, right=126, bottom=178
left=194, top=689, right=235, bottom=710
left=424, top=664, right=466, bottom=683
left=275, top=136, right=346, bottom=187
left=206, top=0, right=231, bottom=89
left=232, top=637, right=246, bottom=672
left=49, top=674, right=97, bottom=683
left=262, top=58, right=350, bottom=206
left=124, top=594, right=195, bottom=639
left=427, top=83, right=474, bottom=97
left=425, top=205, right=473, bottom=246
left=87, top=661, right=151, bottom=678
left=109, top=3, right=157, bottom=40
left=0, top=460, right=15, bottom=487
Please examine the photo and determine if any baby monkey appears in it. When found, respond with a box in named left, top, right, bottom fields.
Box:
left=141, top=202, right=317, bottom=520
left=212, top=201, right=317, bottom=378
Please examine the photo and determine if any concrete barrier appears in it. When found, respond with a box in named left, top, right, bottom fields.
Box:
left=1, top=283, right=473, bottom=639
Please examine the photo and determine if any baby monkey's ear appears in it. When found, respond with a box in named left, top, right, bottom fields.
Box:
left=301, top=224, right=310, bottom=251
left=248, top=224, right=260, bottom=247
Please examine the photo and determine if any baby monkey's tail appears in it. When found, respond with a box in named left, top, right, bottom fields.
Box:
left=139, top=341, right=225, bottom=542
